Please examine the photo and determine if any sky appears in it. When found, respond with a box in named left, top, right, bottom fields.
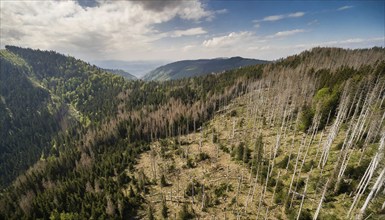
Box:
left=1, top=0, right=384, bottom=69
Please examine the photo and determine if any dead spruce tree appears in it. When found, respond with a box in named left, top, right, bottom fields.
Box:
left=358, top=167, right=385, bottom=219
left=313, top=178, right=330, bottom=220
left=334, top=80, right=384, bottom=191
left=297, top=175, right=310, bottom=220
left=348, top=132, right=385, bottom=218
left=318, top=84, right=351, bottom=169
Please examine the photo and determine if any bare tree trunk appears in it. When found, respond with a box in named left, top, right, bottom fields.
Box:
left=256, top=161, right=269, bottom=220
left=314, top=109, right=331, bottom=163
left=250, top=163, right=260, bottom=204
left=319, top=87, right=351, bottom=169
left=201, top=184, right=205, bottom=211
left=287, top=113, right=300, bottom=170
left=313, top=179, right=330, bottom=220
left=357, top=167, right=385, bottom=219
left=264, top=207, right=269, bottom=220
left=288, top=134, right=306, bottom=207
left=297, top=175, right=309, bottom=220
left=348, top=132, right=385, bottom=218
left=235, top=171, right=243, bottom=211
left=270, top=104, right=289, bottom=176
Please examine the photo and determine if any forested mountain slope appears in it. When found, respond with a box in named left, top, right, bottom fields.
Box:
left=0, top=46, right=127, bottom=188
left=0, top=50, right=64, bottom=187
left=0, top=46, right=384, bottom=219
left=142, top=57, right=269, bottom=81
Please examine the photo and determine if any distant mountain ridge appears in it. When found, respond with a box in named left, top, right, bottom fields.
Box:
left=93, top=60, right=167, bottom=78
left=142, top=56, right=270, bottom=81
left=103, top=68, right=137, bottom=80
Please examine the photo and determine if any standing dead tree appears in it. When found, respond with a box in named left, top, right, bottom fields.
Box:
left=313, top=178, right=330, bottom=220
left=288, top=134, right=306, bottom=207
left=287, top=113, right=300, bottom=170
left=335, top=78, right=385, bottom=191
left=348, top=132, right=385, bottom=218
left=319, top=85, right=351, bottom=169
left=297, top=175, right=310, bottom=220
left=270, top=101, right=290, bottom=177
left=314, top=110, right=331, bottom=163
left=357, top=167, right=385, bottom=220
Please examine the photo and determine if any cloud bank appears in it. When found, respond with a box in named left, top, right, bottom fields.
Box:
left=0, top=0, right=213, bottom=60
left=0, top=1, right=382, bottom=62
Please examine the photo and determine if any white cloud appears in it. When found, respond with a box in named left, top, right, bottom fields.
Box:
left=215, top=9, right=228, bottom=14
left=263, top=15, right=285, bottom=22
left=338, top=5, right=354, bottom=11
left=199, top=29, right=306, bottom=56
left=0, top=0, right=214, bottom=60
left=182, top=45, right=196, bottom=51
left=178, top=0, right=213, bottom=21
left=270, top=29, right=306, bottom=38
left=255, top=11, right=305, bottom=23
left=202, top=32, right=253, bottom=48
left=170, top=27, right=207, bottom=37
left=288, top=12, right=305, bottom=18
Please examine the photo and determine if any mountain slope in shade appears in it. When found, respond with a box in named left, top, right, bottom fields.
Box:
left=142, top=56, right=270, bottom=81
left=103, top=68, right=137, bottom=80
left=0, top=49, right=64, bottom=187
left=0, top=46, right=128, bottom=188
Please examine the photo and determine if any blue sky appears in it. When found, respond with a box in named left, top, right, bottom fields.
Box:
left=1, top=0, right=384, bottom=64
